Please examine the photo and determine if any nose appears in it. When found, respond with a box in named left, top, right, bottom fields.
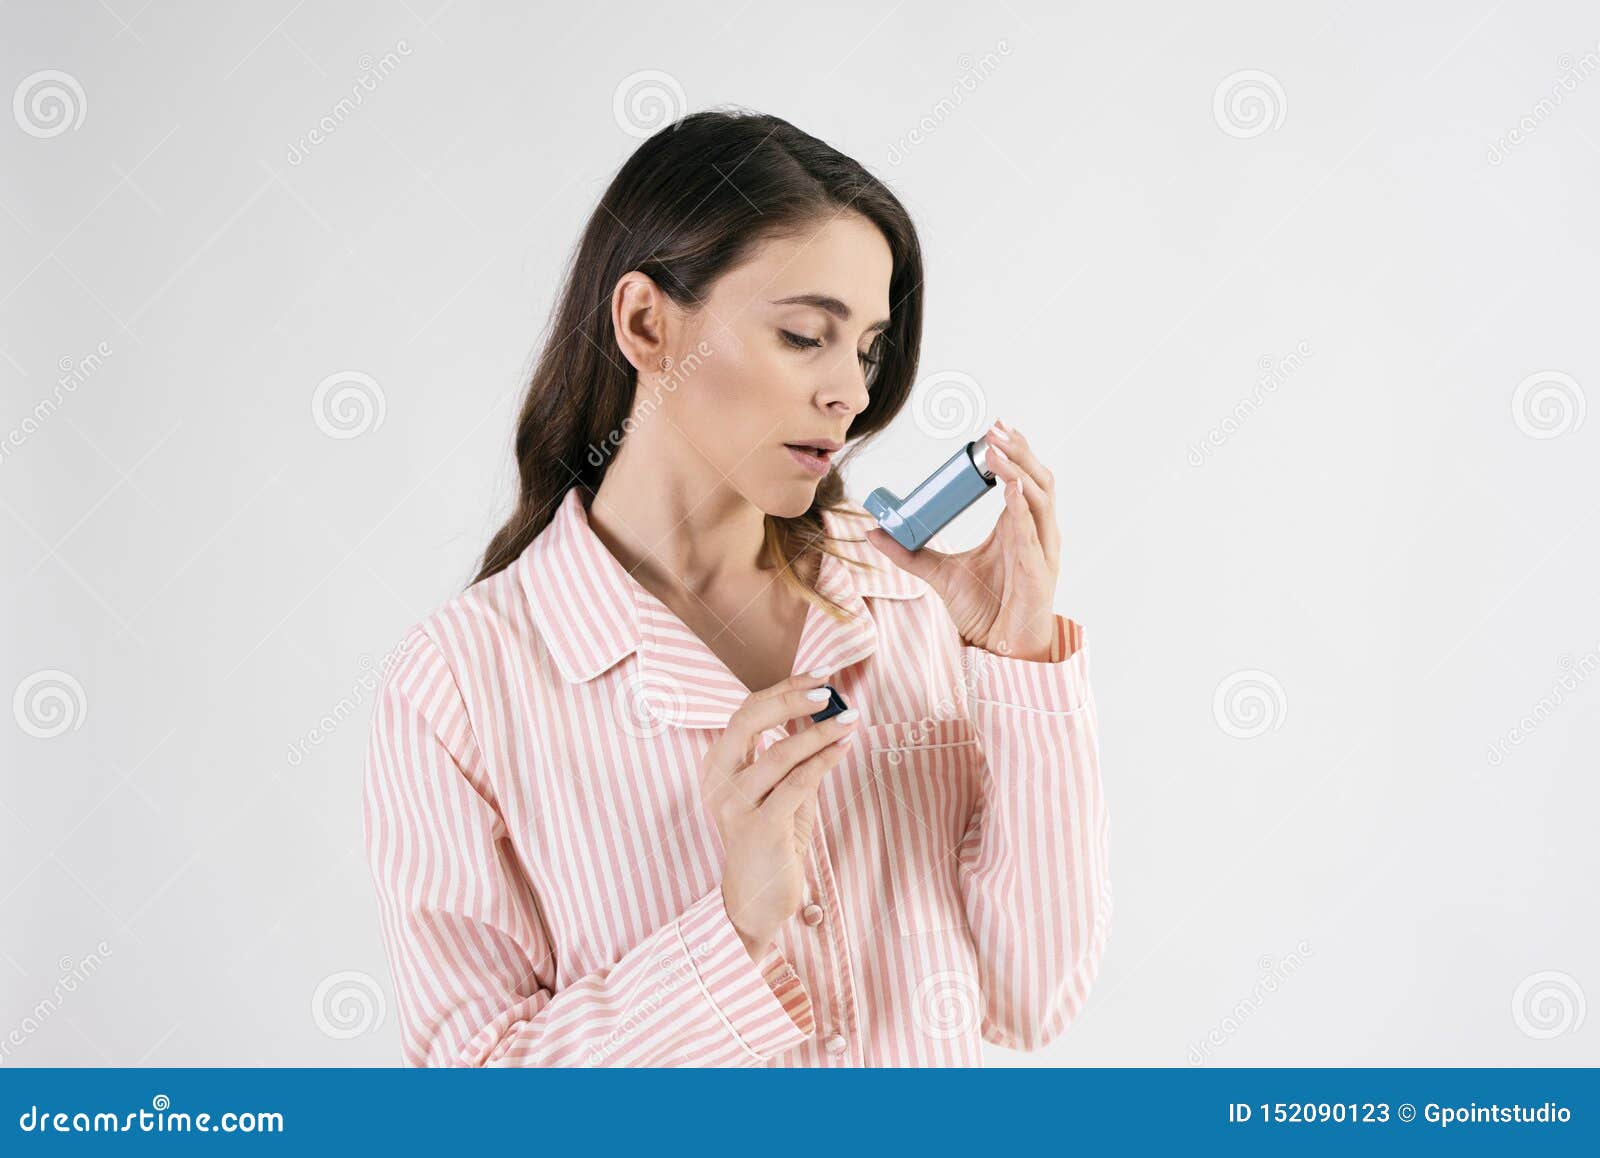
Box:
left=817, top=350, right=871, bottom=417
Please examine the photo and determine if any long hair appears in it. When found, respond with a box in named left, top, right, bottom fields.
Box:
left=473, top=108, right=925, bottom=619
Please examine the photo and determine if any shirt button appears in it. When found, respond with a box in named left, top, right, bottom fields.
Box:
left=823, top=1033, right=847, bottom=1055
left=801, top=903, right=824, bottom=927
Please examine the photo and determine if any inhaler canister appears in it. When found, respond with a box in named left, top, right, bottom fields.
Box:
left=864, top=440, right=998, bottom=552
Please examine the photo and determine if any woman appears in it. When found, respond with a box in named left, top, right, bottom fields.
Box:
left=362, top=109, right=1111, bottom=1067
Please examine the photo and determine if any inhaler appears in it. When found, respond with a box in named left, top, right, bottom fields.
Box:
left=865, top=440, right=998, bottom=552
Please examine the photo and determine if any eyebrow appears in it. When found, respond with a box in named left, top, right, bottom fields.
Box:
left=769, top=293, right=891, bottom=333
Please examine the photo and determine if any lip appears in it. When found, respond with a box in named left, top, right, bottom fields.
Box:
left=784, top=443, right=834, bottom=477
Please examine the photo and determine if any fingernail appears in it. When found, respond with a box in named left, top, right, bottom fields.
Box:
left=808, top=667, right=830, bottom=678
left=834, top=708, right=859, bottom=724
left=989, top=443, right=1011, bottom=461
left=988, top=422, right=1011, bottom=442
left=806, top=687, right=832, bottom=701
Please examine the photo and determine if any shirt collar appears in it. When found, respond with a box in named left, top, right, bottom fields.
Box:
left=518, top=486, right=930, bottom=725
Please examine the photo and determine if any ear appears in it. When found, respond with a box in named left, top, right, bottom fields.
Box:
left=611, top=270, right=674, bottom=376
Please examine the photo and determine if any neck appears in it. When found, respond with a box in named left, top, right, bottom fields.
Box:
left=587, top=427, right=769, bottom=598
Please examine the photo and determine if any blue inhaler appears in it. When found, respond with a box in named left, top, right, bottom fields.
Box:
left=865, top=440, right=998, bottom=552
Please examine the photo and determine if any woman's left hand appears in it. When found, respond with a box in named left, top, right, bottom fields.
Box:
left=866, top=419, right=1061, bottom=662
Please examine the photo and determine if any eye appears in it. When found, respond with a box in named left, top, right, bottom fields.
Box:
left=859, top=335, right=884, bottom=375
left=781, top=328, right=883, bottom=382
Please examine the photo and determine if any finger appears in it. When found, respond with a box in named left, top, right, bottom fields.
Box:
left=998, top=425, right=1060, bottom=566
left=737, top=709, right=860, bottom=803
left=989, top=444, right=1055, bottom=568
left=987, top=421, right=1054, bottom=495
left=710, top=669, right=832, bottom=778
left=1006, top=474, right=1044, bottom=557
left=731, top=681, right=838, bottom=759
left=1012, top=467, right=1059, bottom=569
left=759, top=739, right=851, bottom=818
left=999, top=472, right=1025, bottom=571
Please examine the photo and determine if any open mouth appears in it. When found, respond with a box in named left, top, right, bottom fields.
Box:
left=784, top=442, right=836, bottom=475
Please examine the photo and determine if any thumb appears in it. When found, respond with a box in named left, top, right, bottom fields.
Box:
left=866, top=527, right=948, bottom=584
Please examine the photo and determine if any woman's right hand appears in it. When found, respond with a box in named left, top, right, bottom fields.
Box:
left=699, top=671, right=859, bottom=960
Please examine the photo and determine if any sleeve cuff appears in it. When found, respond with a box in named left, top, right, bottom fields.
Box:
left=964, top=614, right=1092, bottom=715
left=673, top=889, right=815, bottom=1062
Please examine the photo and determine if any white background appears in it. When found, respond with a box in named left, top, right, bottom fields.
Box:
left=2, top=0, right=1596, bottom=1066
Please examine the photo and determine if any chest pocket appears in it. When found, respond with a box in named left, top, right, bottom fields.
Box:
left=867, top=717, right=984, bottom=937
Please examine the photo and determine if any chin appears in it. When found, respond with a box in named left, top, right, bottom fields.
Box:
left=763, top=482, right=820, bottom=519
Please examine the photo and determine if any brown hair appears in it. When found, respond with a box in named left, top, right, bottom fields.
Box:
left=473, top=108, right=925, bottom=619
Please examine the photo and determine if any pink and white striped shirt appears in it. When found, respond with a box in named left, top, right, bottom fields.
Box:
left=362, top=484, right=1111, bottom=1066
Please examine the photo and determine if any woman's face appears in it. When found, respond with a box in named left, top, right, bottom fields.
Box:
left=656, top=212, right=894, bottom=518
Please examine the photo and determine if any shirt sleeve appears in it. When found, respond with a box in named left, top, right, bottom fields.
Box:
left=955, top=614, right=1112, bottom=1051
left=362, top=628, right=816, bottom=1066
